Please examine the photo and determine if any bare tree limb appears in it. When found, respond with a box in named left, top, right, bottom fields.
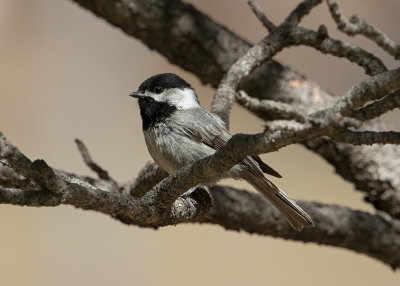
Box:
left=207, top=186, right=400, bottom=270
left=1, top=181, right=399, bottom=269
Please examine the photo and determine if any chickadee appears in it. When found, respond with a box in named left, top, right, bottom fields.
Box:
left=129, top=73, right=314, bottom=231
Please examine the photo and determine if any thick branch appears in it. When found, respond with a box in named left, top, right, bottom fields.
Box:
left=1, top=184, right=399, bottom=269
left=127, top=161, right=168, bottom=197
left=207, top=186, right=400, bottom=270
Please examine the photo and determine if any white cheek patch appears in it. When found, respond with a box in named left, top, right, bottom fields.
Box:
left=145, top=90, right=163, bottom=101
left=145, top=88, right=200, bottom=109
left=165, top=88, right=200, bottom=109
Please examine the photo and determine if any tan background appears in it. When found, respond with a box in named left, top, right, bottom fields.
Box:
left=1, top=0, right=399, bottom=285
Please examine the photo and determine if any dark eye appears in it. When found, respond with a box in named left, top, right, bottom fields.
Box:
left=153, top=86, right=164, bottom=94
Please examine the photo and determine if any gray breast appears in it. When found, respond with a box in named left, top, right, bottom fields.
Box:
left=143, top=122, right=216, bottom=175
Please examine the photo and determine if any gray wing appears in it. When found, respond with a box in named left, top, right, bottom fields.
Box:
left=173, top=108, right=281, bottom=178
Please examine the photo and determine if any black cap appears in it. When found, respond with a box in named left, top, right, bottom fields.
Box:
left=138, top=73, right=192, bottom=92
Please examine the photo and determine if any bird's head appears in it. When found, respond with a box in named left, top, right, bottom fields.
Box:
left=129, top=73, right=200, bottom=109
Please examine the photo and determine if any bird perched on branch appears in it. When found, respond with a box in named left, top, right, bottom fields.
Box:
left=129, top=73, right=313, bottom=231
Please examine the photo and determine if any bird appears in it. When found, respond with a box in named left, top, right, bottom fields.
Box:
left=129, top=73, right=314, bottom=231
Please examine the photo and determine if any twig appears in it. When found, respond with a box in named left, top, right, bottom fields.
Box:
left=236, top=90, right=307, bottom=122
left=284, top=0, right=323, bottom=27
left=248, top=0, right=276, bottom=32
left=75, top=138, right=119, bottom=191
left=352, top=90, right=400, bottom=121
left=333, top=130, right=400, bottom=145
left=332, top=68, right=400, bottom=116
left=292, top=26, right=386, bottom=75
left=75, top=139, right=112, bottom=180
left=326, top=0, right=400, bottom=59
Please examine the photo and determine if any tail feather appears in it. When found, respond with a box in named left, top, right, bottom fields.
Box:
left=248, top=176, right=314, bottom=231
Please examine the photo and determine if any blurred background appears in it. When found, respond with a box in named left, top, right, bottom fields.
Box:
left=0, top=0, right=399, bottom=285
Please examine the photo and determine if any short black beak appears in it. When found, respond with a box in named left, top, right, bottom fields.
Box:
left=129, top=91, right=145, bottom=98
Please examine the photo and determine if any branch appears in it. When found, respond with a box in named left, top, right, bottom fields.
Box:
left=207, top=186, right=400, bottom=270
left=0, top=132, right=62, bottom=193
left=0, top=164, right=36, bottom=190
left=326, top=0, right=400, bottom=59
